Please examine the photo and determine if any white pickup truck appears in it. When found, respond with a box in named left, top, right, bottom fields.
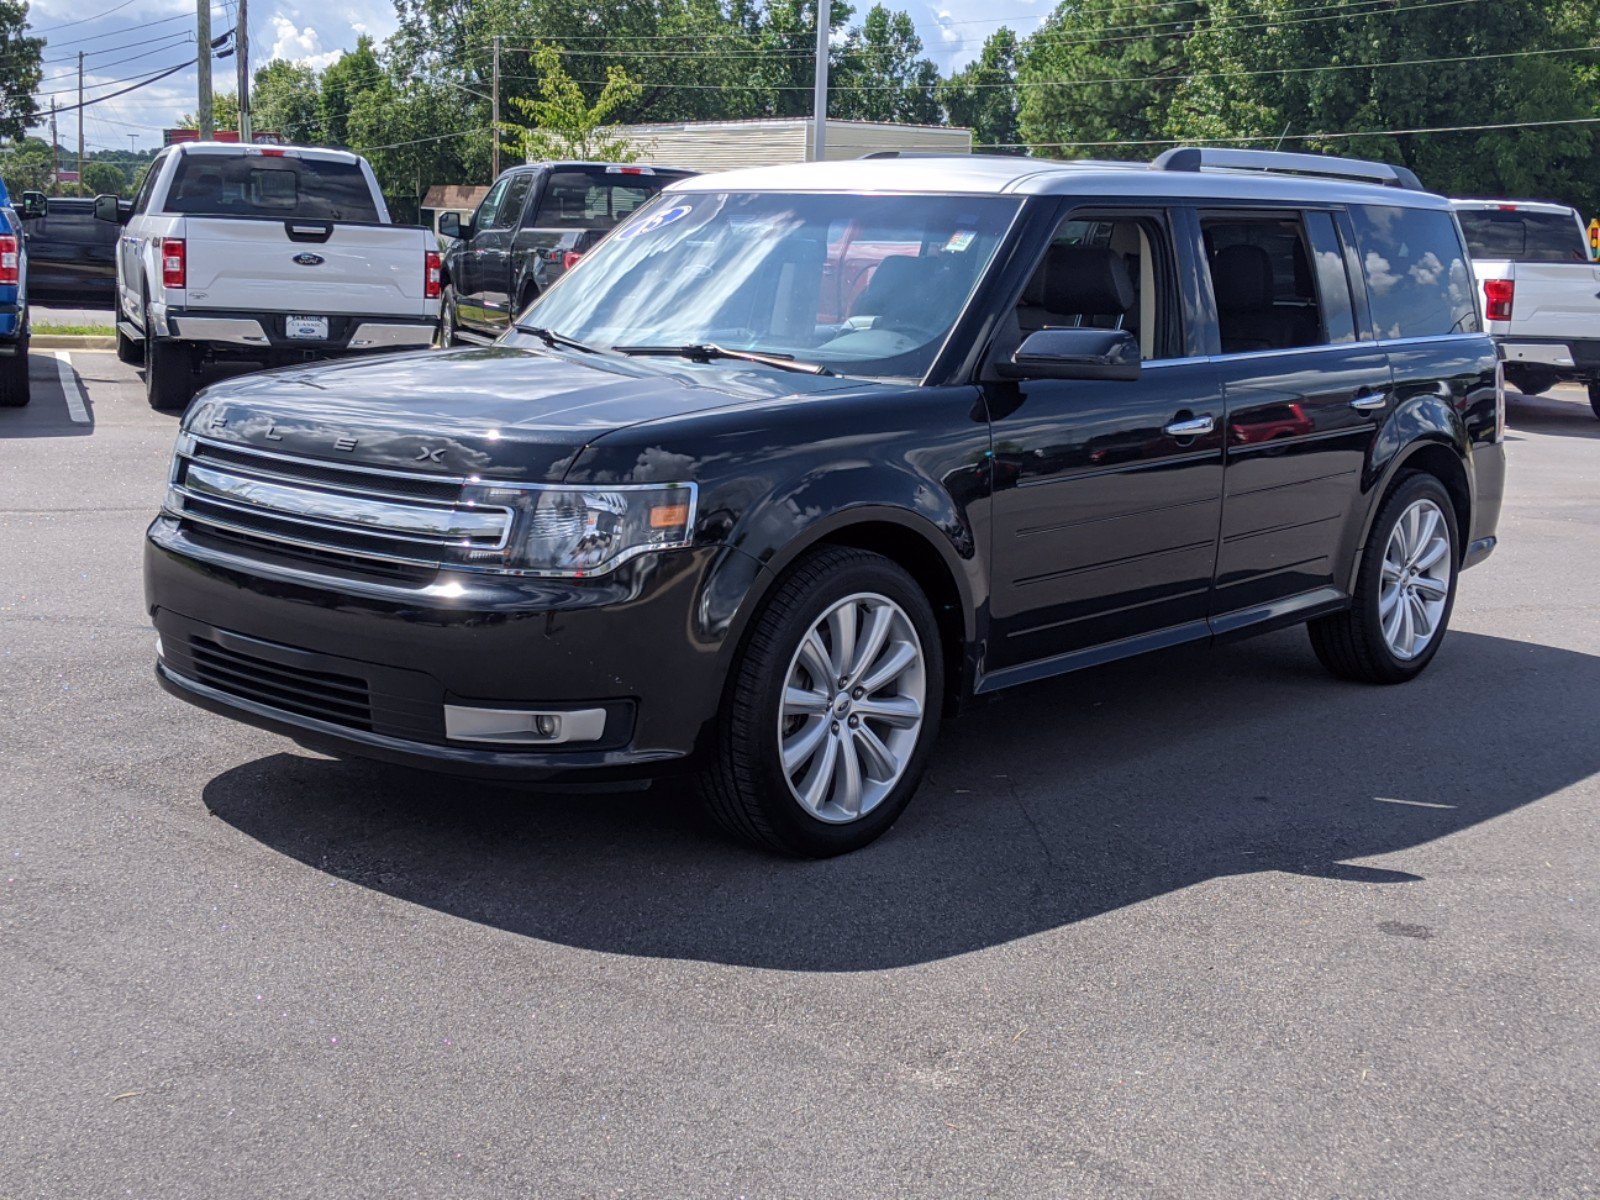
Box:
left=94, top=142, right=440, bottom=410
left=1451, top=199, right=1600, bottom=419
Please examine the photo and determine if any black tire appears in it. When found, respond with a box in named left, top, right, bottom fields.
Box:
left=1308, top=472, right=1460, bottom=684
left=1505, top=366, right=1556, bottom=397
left=1587, top=381, right=1600, bottom=421
left=116, top=323, right=143, bottom=365
left=700, top=546, right=945, bottom=857
left=144, top=334, right=196, bottom=412
left=438, top=285, right=459, bottom=348
left=0, top=333, right=30, bottom=407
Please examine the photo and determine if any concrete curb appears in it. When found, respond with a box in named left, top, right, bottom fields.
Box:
left=32, top=334, right=115, bottom=350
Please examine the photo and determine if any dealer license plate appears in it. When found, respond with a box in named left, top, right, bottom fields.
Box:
left=286, top=315, right=329, bottom=340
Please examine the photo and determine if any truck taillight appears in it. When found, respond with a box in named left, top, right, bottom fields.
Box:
left=0, top=234, right=17, bottom=285
left=561, top=251, right=583, bottom=272
left=1483, top=277, right=1514, bottom=321
left=161, top=238, right=186, bottom=289
left=425, top=249, right=442, bottom=299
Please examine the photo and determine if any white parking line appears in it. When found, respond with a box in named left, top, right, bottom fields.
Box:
left=45, top=350, right=90, bottom=424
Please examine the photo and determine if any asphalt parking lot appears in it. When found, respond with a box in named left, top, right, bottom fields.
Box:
left=2, top=353, right=1597, bottom=1198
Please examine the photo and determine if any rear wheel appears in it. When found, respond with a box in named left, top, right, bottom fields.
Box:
left=1309, top=472, right=1458, bottom=684
left=0, top=332, right=29, bottom=407
left=144, top=303, right=196, bottom=411
left=700, top=546, right=944, bottom=857
left=1587, top=381, right=1600, bottom=420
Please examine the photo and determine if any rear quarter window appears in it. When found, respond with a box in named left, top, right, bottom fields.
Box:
left=1349, top=205, right=1479, bottom=339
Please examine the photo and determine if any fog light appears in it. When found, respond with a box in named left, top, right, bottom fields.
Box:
left=444, top=704, right=605, bottom=745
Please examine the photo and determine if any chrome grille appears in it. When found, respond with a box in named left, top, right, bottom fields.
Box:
left=168, top=435, right=513, bottom=571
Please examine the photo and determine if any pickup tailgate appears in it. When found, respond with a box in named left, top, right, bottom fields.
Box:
left=181, top=218, right=433, bottom=318
left=1477, top=259, right=1600, bottom=341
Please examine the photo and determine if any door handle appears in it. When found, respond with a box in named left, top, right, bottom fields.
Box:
left=1164, top=414, right=1215, bottom=437
left=1350, top=389, right=1388, bottom=411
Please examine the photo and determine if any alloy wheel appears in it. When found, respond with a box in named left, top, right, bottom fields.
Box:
left=777, top=592, right=927, bottom=824
left=1380, top=497, right=1453, bottom=660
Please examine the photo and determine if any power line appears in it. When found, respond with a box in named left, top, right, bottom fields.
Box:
left=37, top=7, right=225, bottom=50
left=38, top=59, right=196, bottom=115
left=37, top=38, right=197, bottom=84
left=982, top=114, right=1600, bottom=150
left=29, top=0, right=141, bottom=35
left=41, top=30, right=195, bottom=64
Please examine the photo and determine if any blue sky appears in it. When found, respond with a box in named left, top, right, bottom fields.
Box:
left=27, top=0, right=1051, bottom=155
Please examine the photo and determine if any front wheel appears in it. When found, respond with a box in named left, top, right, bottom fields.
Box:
left=1309, top=472, right=1459, bottom=684
left=0, top=334, right=30, bottom=407
left=437, top=285, right=459, bottom=348
left=700, top=546, right=944, bottom=857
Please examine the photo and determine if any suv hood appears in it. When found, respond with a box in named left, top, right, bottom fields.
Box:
left=185, top=345, right=843, bottom=483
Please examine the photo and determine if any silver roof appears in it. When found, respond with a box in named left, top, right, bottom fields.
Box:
left=667, top=155, right=1451, bottom=209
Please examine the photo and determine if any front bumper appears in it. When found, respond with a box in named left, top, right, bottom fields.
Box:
left=164, top=308, right=437, bottom=354
left=146, top=517, right=756, bottom=781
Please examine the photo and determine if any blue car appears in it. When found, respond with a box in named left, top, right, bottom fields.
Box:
left=0, top=176, right=31, bottom=407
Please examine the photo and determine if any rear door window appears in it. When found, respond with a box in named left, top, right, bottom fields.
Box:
left=1200, top=215, right=1326, bottom=354
left=1455, top=208, right=1587, bottom=264
left=165, top=154, right=380, bottom=222
left=1349, top=205, right=1479, bottom=339
left=528, top=170, right=677, bottom=230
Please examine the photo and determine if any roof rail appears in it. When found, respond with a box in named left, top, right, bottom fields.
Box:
left=1152, top=147, right=1425, bottom=192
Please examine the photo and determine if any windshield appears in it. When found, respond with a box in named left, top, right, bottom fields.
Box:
left=1456, top=208, right=1588, bottom=264
left=165, top=154, right=381, bottom=222
left=520, top=191, right=1020, bottom=379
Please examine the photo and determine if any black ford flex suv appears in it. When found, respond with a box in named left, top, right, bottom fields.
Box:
left=147, top=149, right=1505, bottom=856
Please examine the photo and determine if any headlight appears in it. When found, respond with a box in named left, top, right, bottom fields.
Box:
left=467, top=482, right=698, bottom=576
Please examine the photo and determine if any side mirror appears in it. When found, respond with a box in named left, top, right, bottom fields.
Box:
left=19, top=191, right=47, bottom=219
left=997, top=327, right=1142, bottom=382
left=93, top=194, right=130, bottom=225
left=438, top=211, right=463, bottom=240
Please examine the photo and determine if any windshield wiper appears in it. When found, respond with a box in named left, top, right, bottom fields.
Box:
left=615, top=343, right=835, bottom=376
left=514, top=324, right=609, bottom=356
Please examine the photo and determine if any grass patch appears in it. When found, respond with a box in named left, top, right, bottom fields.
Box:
left=34, top=324, right=115, bottom=337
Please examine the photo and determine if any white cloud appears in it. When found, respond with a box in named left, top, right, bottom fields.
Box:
left=270, top=14, right=343, bottom=70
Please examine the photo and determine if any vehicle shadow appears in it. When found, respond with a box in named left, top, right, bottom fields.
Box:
left=203, top=629, right=1600, bottom=971
left=1506, top=388, right=1600, bottom=440
left=0, top=351, right=93, bottom=438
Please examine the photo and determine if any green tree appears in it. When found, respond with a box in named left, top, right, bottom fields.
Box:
left=253, top=59, right=324, bottom=143
left=507, top=44, right=643, bottom=162
left=833, top=5, right=941, bottom=125
left=1019, top=1, right=1207, bottom=158
left=1171, top=0, right=1600, bottom=211
left=346, top=76, right=483, bottom=219
left=939, top=28, right=1022, bottom=152
left=0, top=135, right=51, bottom=194
left=321, top=36, right=384, bottom=145
left=80, top=160, right=126, bottom=197
left=178, top=91, right=242, bottom=132
left=0, top=0, right=42, bottom=141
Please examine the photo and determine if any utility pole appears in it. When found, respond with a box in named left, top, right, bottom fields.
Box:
left=48, top=100, right=57, bottom=190
left=197, top=0, right=214, bottom=139
left=76, top=53, right=84, bottom=186
left=812, top=0, right=830, bottom=162
left=491, top=35, right=501, bottom=180
left=236, top=0, right=251, bottom=142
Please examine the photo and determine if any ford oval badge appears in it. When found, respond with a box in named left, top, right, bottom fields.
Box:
left=293, top=252, right=325, bottom=266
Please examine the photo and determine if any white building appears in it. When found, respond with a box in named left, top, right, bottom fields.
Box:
left=616, top=118, right=972, bottom=175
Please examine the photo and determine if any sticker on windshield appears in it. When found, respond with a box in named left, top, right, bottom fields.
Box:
left=944, top=230, right=976, bottom=252
left=617, top=204, right=692, bottom=241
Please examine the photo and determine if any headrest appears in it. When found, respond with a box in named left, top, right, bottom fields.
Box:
left=1022, top=245, right=1134, bottom=316
left=1212, top=243, right=1274, bottom=311
left=856, top=255, right=937, bottom=314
